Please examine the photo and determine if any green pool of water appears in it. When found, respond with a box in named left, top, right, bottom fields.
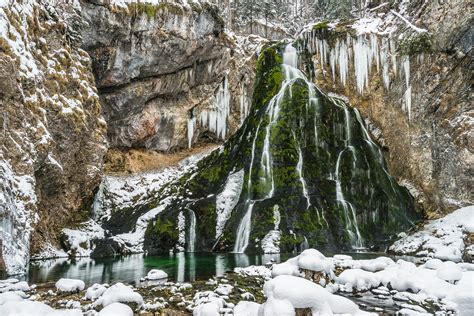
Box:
left=26, top=251, right=416, bottom=286
left=26, top=253, right=289, bottom=286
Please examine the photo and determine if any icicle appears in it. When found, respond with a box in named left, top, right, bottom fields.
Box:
left=197, top=76, right=230, bottom=140
left=403, top=56, right=411, bottom=121
left=381, top=38, right=390, bottom=90
left=187, top=110, right=196, bottom=148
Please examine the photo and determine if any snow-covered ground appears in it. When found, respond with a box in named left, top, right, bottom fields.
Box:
left=390, top=205, right=474, bottom=262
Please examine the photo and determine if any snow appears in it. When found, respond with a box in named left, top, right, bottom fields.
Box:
left=98, top=302, right=133, bottom=316
left=436, top=261, right=462, bottom=283
left=271, top=249, right=333, bottom=277
left=192, top=291, right=225, bottom=316
left=390, top=205, right=474, bottom=262
left=0, top=160, right=36, bottom=275
left=234, top=265, right=272, bottom=278
left=0, top=291, right=25, bottom=304
left=352, top=18, right=382, bottom=35
left=55, top=278, right=85, bottom=293
left=0, top=300, right=82, bottom=316
left=233, top=301, right=260, bottom=316
left=261, top=230, right=281, bottom=254
left=215, top=169, right=244, bottom=239
left=85, top=283, right=107, bottom=300
left=337, top=268, right=380, bottom=292
left=94, top=283, right=143, bottom=308
left=297, top=249, right=334, bottom=274
left=0, top=280, right=30, bottom=293
left=61, top=220, right=104, bottom=257
left=262, top=275, right=363, bottom=315
left=146, top=269, right=168, bottom=280
left=193, top=302, right=220, bottom=316
left=214, top=284, right=233, bottom=296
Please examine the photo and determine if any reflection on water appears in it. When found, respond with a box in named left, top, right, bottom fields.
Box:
left=27, top=253, right=286, bottom=286
left=26, top=251, right=416, bottom=286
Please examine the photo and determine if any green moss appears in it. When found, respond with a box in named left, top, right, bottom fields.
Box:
left=398, top=32, right=433, bottom=56
left=312, top=21, right=329, bottom=30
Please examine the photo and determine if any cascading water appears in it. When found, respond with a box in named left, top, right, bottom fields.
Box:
left=233, top=44, right=311, bottom=253
left=143, top=42, right=419, bottom=255
left=187, top=209, right=197, bottom=252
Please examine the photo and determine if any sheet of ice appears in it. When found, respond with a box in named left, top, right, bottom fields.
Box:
left=55, top=278, right=85, bottom=293
left=99, top=302, right=134, bottom=316
left=94, top=283, right=143, bottom=308
left=390, top=205, right=474, bottom=261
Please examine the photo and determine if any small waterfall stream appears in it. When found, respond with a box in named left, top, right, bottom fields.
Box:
left=187, top=209, right=197, bottom=253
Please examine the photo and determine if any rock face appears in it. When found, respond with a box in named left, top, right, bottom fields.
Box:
left=80, top=0, right=259, bottom=152
left=301, top=0, right=473, bottom=215
left=0, top=0, right=107, bottom=274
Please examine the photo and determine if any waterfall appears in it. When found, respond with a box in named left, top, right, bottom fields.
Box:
left=143, top=40, right=419, bottom=255
left=233, top=120, right=261, bottom=253
left=187, top=209, right=196, bottom=252
left=234, top=44, right=307, bottom=253
left=335, top=148, right=364, bottom=249
left=233, top=201, right=255, bottom=253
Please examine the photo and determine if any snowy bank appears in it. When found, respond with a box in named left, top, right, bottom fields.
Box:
left=390, top=205, right=474, bottom=262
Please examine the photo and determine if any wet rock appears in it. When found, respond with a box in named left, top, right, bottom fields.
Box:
left=90, top=239, right=127, bottom=258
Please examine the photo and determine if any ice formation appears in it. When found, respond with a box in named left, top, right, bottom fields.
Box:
left=199, top=76, right=231, bottom=141
left=302, top=16, right=420, bottom=121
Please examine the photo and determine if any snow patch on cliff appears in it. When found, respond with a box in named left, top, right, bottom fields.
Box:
left=215, top=169, right=245, bottom=240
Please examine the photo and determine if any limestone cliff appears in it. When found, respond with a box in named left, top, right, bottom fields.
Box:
left=301, top=0, right=473, bottom=215
left=80, top=0, right=260, bottom=153
left=0, top=0, right=107, bottom=274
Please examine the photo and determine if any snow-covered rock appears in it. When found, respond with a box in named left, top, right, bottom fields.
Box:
left=436, top=262, right=463, bottom=284
left=85, top=283, right=107, bottom=300
left=0, top=300, right=82, bottom=316
left=146, top=269, right=168, bottom=280
left=262, top=275, right=362, bottom=314
left=55, top=279, right=85, bottom=293
left=337, top=269, right=380, bottom=292
left=99, top=302, right=133, bottom=316
left=94, top=283, right=143, bottom=308
left=233, top=301, right=261, bottom=316
left=297, top=249, right=334, bottom=274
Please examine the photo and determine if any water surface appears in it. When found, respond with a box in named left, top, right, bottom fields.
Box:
left=27, top=253, right=288, bottom=286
